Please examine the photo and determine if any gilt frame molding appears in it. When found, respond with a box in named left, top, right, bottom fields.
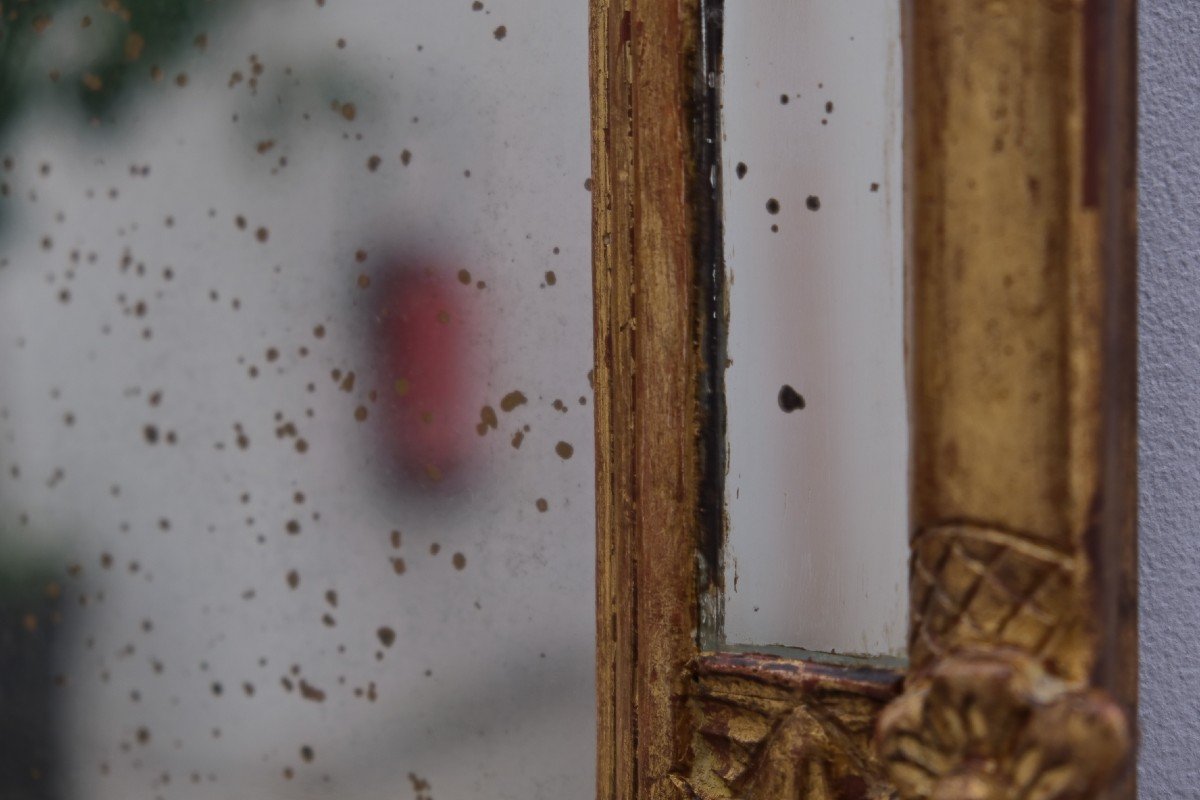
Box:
left=590, top=1, right=1137, bottom=799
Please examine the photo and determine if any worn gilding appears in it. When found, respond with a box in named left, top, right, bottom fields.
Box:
left=591, top=1, right=1136, bottom=798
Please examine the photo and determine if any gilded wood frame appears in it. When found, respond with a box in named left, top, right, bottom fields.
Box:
left=590, top=1, right=1137, bottom=799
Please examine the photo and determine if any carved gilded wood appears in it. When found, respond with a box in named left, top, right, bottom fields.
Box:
left=590, top=1, right=1137, bottom=799
left=875, top=3, right=1139, bottom=798
left=676, top=654, right=901, bottom=800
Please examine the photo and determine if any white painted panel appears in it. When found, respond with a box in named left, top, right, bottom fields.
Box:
left=721, top=1, right=908, bottom=656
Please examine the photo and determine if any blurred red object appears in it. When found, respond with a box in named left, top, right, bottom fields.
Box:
left=376, top=265, right=479, bottom=487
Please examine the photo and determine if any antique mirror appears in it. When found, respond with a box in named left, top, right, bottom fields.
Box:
left=0, top=2, right=597, bottom=798
left=591, top=0, right=1137, bottom=798
left=0, top=1, right=1139, bottom=798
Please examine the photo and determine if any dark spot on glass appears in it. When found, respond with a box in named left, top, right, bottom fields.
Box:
left=555, top=441, right=574, bottom=460
left=400, top=149, right=412, bottom=166
left=376, top=627, right=396, bottom=647
left=778, top=385, right=806, bottom=413
left=780, top=94, right=789, bottom=105
left=736, top=162, right=747, bottom=179
left=826, top=100, right=834, bottom=113
left=452, top=552, right=466, bottom=570
left=766, top=198, right=780, bottom=215
left=536, top=498, right=548, bottom=512
left=300, top=680, right=325, bottom=702
left=493, top=25, right=507, bottom=40
left=806, top=195, right=821, bottom=211
left=500, top=391, right=527, bottom=412
left=477, top=405, right=498, bottom=435
left=870, top=182, right=880, bottom=192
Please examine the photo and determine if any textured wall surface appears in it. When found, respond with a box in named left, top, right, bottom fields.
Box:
left=1139, top=0, right=1200, bottom=793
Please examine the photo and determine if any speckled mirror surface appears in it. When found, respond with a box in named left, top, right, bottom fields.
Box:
left=720, top=1, right=909, bottom=658
left=0, top=2, right=594, bottom=798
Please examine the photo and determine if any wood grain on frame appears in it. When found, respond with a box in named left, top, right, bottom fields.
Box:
left=591, top=0, right=704, bottom=799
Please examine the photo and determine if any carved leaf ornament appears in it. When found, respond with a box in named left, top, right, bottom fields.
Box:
left=877, top=649, right=1129, bottom=800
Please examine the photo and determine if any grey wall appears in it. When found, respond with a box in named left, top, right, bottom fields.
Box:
left=1140, top=0, right=1200, bottom=793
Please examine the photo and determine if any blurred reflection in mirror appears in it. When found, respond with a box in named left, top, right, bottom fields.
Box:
left=0, top=2, right=594, bottom=798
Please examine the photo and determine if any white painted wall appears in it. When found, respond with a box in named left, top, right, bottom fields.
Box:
left=1139, top=0, right=1200, bottom=788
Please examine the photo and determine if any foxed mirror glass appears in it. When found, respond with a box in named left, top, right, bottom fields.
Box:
left=0, top=2, right=595, bottom=798
left=720, top=1, right=908, bottom=657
